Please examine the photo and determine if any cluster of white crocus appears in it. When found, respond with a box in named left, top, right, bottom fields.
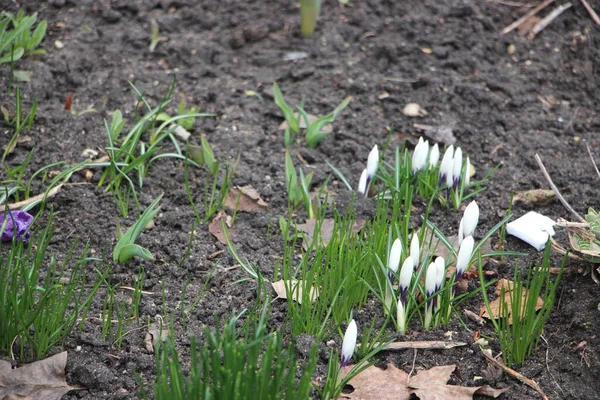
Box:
left=412, top=138, right=444, bottom=174
left=397, top=256, right=414, bottom=335
left=340, top=319, right=357, bottom=368
left=357, top=145, right=379, bottom=196
left=438, top=145, right=467, bottom=190
left=424, top=256, right=446, bottom=329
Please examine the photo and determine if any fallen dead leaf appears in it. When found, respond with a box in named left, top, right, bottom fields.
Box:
left=403, top=103, right=427, bottom=117
left=271, top=279, right=319, bottom=304
left=208, top=212, right=234, bottom=245
left=342, top=363, right=506, bottom=400
left=224, top=185, right=268, bottom=212
left=480, top=278, right=544, bottom=324
left=512, top=189, right=556, bottom=206
left=0, top=351, right=79, bottom=399
left=3, top=135, right=32, bottom=156
left=145, top=322, right=169, bottom=353
left=296, top=218, right=365, bottom=250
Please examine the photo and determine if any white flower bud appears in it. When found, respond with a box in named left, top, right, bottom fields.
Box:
left=340, top=319, right=357, bottom=368
left=465, top=157, right=471, bottom=186
left=357, top=169, right=368, bottom=195
left=456, top=235, right=474, bottom=280
left=411, top=138, right=429, bottom=173
left=434, top=257, right=446, bottom=290
left=425, top=262, right=437, bottom=297
left=366, top=145, right=379, bottom=179
left=452, top=147, right=463, bottom=188
left=429, top=143, right=440, bottom=168
left=439, top=145, right=454, bottom=187
left=388, top=238, right=402, bottom=279
left=410, top=234, right=420, bottom=268
left=462, top=201, right=479, bottom=238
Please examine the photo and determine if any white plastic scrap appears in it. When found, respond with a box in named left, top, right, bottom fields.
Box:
left=506, top=211, right=556, bottom=251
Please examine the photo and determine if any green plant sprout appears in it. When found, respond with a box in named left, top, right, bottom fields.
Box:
left=479, top=244, right=565, bottom=366
left=273, top=82, right=351, bottom=147
left=113, top=194, right=162, bottom=263
left=0, top=11, right=47, bottom=64
left=285, top=150, right=314, bottom=217
left=156, top=98, right=200, bottom=131
left=300, top=0, right=322, bottom=38
left=2, top=86, right=38, bottom=161
left=149, top=20, right=166, bottom=52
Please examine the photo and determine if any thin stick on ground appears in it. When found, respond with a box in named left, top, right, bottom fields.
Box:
left=383, top=341, right=467, bottom=350
left=585, top=142, right=600, bottom=180
left=481, top=348, right=548, bottom=400
left=487, top=0, right=540, bottom=7
left=528, top=2, right=573, bottom=38
left=534, top=154, right=585, bottom=222
left=580, top=0, right=600, bottom=25
left=501, top=0, right=555, bottom=35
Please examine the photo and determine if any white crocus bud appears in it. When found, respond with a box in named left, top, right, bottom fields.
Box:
left=429, top=143, right=440, bottom=168
left=462, top=201, right=479, bottom=238
left=464, top=157, right=471, bottom=186
left=397, top=256, right=414, bottom=334
left=411, top=138, right=429, bottom=173
left=458, top=218, right=464, bottom=247
left=439, top=145, right=454, bottom=187
left=366, top=145, right=379, bottom=180
left=452, top=147, right=463, bottom=189
left=424, top=262, right=438, bottom=329
left=388, top=238, right=402, bottom=282
left=410, top=234, right=420, bottom=270
left=455, top=235, right=474, bottom=282
left=434, top=256, right=446, bottom=291
left=357, top=169, right=368, bottom=195
left=340, top=319, right=357, bottom=368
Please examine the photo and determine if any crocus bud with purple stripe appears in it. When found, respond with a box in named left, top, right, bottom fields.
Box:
left=340, top=319, right=357, bottom=368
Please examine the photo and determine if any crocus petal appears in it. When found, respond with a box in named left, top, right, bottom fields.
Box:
left=411, top=138, right=428, bottom=173
left=434, top=257, right=446, bottom=290
left=458, top=218, right=464, bottom=247
left=425, top=262, right=437, bottom=297
left=0, top=210, right=34, bottom=242
left=452, top=147, right=463, bottom=188
left=462, top=201, right=479, bottom=238
left=439, top=145, right=454, bottom=187
left=465, top=157, right=471, bottom=186
left=399, top=256, right=414, bottom=296
left=366, top=145, right=379, bottom=179
left=340, top=319, right=357, bottom=368
left=410, top=234, right=420, bottom=269
left=429, top=143, right=440, bottom=168
left=388, top=238, right=402, bottom=280
left=456, top=235, right=474, bottom=280
left=357, top=169, right=368, bottom=195
left=506, top=211, right=556, bottom=251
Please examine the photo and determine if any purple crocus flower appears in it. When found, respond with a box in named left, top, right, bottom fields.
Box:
left=0, top=210, right=34, bottom=242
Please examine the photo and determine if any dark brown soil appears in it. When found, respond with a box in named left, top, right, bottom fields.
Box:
left=1, top=0, right=599, bottom=399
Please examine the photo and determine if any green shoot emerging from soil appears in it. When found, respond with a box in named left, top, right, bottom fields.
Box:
left=113, top=194, right=162, bottom=263
left=0, top=10, right=47, bottom=64
left=273, top=82, right=350, bottom=147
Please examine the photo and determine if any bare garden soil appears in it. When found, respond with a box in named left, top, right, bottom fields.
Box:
left=1, top=0, right=599, bottom=399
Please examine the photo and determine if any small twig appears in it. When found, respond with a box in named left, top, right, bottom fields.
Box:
left=407, top=349, right=418, bottom=382
left=540, top=336, right=566, bottom=398
left=481, top=348, right=548, bottom=400
left=585, top=142, right=600, bottom=180
left=0, top=184, right=63, bottom=211
left=501, top=0, right=555, bottom=35
left=119, top=286, right=155, bottom=295
left=488, top=0, right=540, bottom=7
left=383, top=340, right=467, bottom=350
left=535, top=154, right=585, bottom=222
left=580, top=0, right=600, bottom=25
left=528, top=2, right=573, bottom=38
left=464, top=309, right=486, bottom=326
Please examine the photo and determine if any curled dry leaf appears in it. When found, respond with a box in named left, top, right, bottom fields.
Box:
left=512, top=189, right=556, bottom=206
left=480, top=278, right=543, bottom=324
left=341, top=363, right=506, bottom=400
left=145, top=322, right=169, bottom=353
left=0, top=351, right=79, bottom=399
left=271, top=279, right=319, bottom=304
left=209, top=211, right=234, bottom=245
left=296, top=218, right=365, bottom=250
left=224, top=185, right=268, bottom=213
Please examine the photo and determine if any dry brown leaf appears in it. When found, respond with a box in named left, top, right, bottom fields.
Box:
left=512, top=189, right=556, bottom=206
left=480, top=278, right=543, bottom=324
left=0, top=351, right=78, bottom=399
left=341, top=363, right=411, bottom=400
left=271, top=279, right=319, bottom=304
left=224, top=185, right=268, bottom=213
left=296, top=218, right=365, bottom=250
left=342, top=363, right=506, bottom=400
left=209, top=212, right=234, bottom=245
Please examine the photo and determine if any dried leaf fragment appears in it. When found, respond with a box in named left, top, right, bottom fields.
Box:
left=209, top=212, right=234, bottom=245
left=403, top=103, right=428, bottom=117
left=296, top=218, right=365, bottom=250
left=145, top=322, right=169, bottom=353
left=0, top=351, right=78, bottom=399
left=512, top=189, right=556, bottom=206
left=224, top=185, right=268, bottom=212
left=480, top=278, right=544, bottom=324
left=271, top=279, right=319, bottom=304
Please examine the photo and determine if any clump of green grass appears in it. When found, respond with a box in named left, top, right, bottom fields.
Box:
left=0, top=211, right=105, bottom=360
left=0, top=10, right=47, bottom=64
left=2, top=87, right=37, bottom=161
left=479, top=244, right=565, bottom=367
